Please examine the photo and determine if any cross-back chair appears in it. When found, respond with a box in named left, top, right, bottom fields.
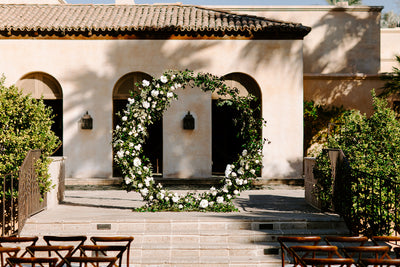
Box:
left=89, top=236, right=133, bottom=267
left=0, top=247, right=20, bottom=267
left=290, top=245, right=355, bottom=267
left=6, top=256, right=58, bottom=267
left=278, top=236, right=322, bottom=267
left=26, top=245, right=74, bottom=267
left=372, top=236, right=400, bottom=259
left=43, top=236, right=87, bottom=257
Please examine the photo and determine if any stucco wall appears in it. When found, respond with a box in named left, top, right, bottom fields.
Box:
left=0, top=38, right=305, bottom=180
left=381, top=28, right=400, bottom=73
left=218, top=5, right=383, bottom=114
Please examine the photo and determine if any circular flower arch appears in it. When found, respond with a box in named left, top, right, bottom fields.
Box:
left=112, top=70, right=267, bottom=212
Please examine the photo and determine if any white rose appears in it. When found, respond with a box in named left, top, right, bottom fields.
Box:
left=199, top=199, right=209, bottom=209
left=138, top=183, right=143, bottom=188
left=142, top=80, right=150, bottom=87
left=242, top=149, right=248, bottom=156
left=133, top=157, right=141, bottom=167
left=117, top=150, right=124, bottom=159
left=128, top=98, right=135, bottom=104
left=165, top=197, right=170, bottom=202
left=124, top=177, right=131, bottom=184
left=227, top=194, right=232, bottom=200
left=167, top=92, right=174, bottom=98
left=151, top=90, right=159, bottom=97
left=143, top=101, right=150, bottom=109
left=216, top=196, right=224, bottom=203
left=172, top=196, right=179, bottom=203
left=122, top=116, right=127, bottom=121
left=134, top=144, right=141, bottom=151
left=140, top=188, right=148, bottom=196
left=116, top=125, right=120, bottom=130
left=250, top=169, right=256, bottom=175
left=234, top=190, right=239, bottom=195
left=129, top=143, right=134, bottom=148
left=178, top=204, right=183, bottom=209
left=160, top=75, right=168, bottom=83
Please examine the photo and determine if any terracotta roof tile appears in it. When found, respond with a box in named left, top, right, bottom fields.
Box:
left=0, top=4, right=311, bottom=38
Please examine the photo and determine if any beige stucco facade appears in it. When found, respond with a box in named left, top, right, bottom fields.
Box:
left=381, top=28, right=400, bottom=73
left=0, top=38, right=305, bottom=179
left=220, top=5, right=384, bottom=116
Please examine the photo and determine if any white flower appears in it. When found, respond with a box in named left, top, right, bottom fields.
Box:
left=227, top=194, right=232, bottom=199
left=149, top=195, right=154, bottom=201
left=140, top=188, right=148, bottom=196
left=238, top=168, right=244, bottom=175
left=125, top=150, right=130, bottom=155
left=116, top=125, right=120, bottom=130
left=151, top=90, right=159, bottom=97
left=138, top=183, right=143, bottom=189
left=142, top=80, right=150, bottom=87
left=178, top=204, right=183, bottom=209
left=225, top=164, right=233, bottom=177
left=199, top=199, right=209, bottom=209
left=209, top=201, right=214, bottom=207
left=128, top=98, right=135, bottom=104
left=234, top=190, right=239, bottom=195
left=235, top=178, right=243, bottom=185
left=129, top=143, right=134, bottom=148
left=133, top=157, right=141, bottom=167
left=164, top=197, right=169, bottom=202
left=255, top=160, right=260, bottom=164
left=167, top=92, right=174, bottom=98
left=124, top=177, right=131, bottom=184
left=242, top=149, right=248, bottom=156
left=170, top=86, right=175, bottom=91
left=117, top=150, right=124, bottom=159
left=172, top=195, right=179, bottom=203
left=143, top=101, right=150, bottom=109
left=157, top=192, right=164, bottom=200
left=250, top=169, right=256, bottom=175
left=216, top=196, right=224, bottom=204
left=134, top=144, right=141, bottom=151
left=244, top=179, right=248, bottom=184
left=122, top=116, right=127, bottom=121
left=231, top=172, right=237, bottom=178
left=160, top=75, right=168, bottom=83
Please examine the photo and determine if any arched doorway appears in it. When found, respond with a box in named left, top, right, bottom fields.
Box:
left=112, top=72, right=163, bottom=177
left=212, top=73, right=262, bottom=175
left=16, top=72, right=63, bottom=156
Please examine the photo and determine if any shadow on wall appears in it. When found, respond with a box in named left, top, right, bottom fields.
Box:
left=304, top=8, right=380, bottom=74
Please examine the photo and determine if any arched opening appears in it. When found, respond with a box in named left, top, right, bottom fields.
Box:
left=16, top=72, right=63, bottom=156
left=211, top=73, right=262, bottom=175
left=112, top=72, right=163, bottom=177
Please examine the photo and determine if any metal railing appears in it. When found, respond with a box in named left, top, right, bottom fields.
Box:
left=1, top=150, right=46, bottom=236
left=328, top=149, right=400, bottom=236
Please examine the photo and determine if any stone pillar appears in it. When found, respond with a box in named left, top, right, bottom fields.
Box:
left=163, top=86, right=212, bottom=178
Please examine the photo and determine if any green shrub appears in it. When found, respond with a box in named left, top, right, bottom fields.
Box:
left=0, top=76, right=60, bottom=196
left=313, top=90, right=400, bottom=235
left=304, top=100, right=346, bottom=156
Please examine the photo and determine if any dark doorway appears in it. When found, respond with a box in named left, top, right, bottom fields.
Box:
left=212, top=100, right=244, bottom=175
left=43, top=99, right=63, bottom=156
left=112, top=100, right=163, bottom=177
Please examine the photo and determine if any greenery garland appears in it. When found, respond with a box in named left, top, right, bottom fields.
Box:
left=112, top=70, right=266, bottom=212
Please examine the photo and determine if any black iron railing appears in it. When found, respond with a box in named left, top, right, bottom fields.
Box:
left=1, top=150, right=46, bottom=236
left=327, top=149, right=400, bottom=236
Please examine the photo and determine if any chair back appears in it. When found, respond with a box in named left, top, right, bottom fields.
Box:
left=90, top=236, right=133, bottom=267
left=43, top=236, right=87, bottom=256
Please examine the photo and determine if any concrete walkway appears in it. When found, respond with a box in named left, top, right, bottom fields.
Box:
left=25, top=185, right=340, bottom=223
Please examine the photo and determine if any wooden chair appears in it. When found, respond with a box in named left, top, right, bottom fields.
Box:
left=342, top=246, right=391, bottom=265
left=78, top=245, right=126, bottom=267
left=372, top=236, right=400, bottom=259
left=26, top=245, right=74, bottom=267
left=90, top=236, right=133, bottom=267
left=0, top=236, right=39, bottom=266
left=277, top=236, right=321, bottom=267
left=6, top=257, right=58, bottom=267
left=65, top=256, right=118, bottom=267
left=290, top=245, right=355, bottom=267
left=43, top=236, right=87, bottom=256
left=0, top=247, right=20, bottom=267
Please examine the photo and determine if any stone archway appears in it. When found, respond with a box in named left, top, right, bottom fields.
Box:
left=112, top=72, right=163, bottom=177
left=17, top=72, right=63, bottom=156
left=211, top=73, right=262, bottom=175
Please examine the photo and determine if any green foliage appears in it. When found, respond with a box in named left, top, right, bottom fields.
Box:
left=0, top=76, right=60, bottom=196
left=325, top=0, right=362, bottom=5
left=380, top=55, right=400, bottom=98
left=304, top=100, right=346, bottom=156
left=313, top=90, right=400, bottom=235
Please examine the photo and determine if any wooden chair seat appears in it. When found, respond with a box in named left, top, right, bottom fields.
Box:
left=6, top=257, right=58, bottom=267
left=290, top=245, right=353, bottom=267
left=277, top=236, right=321, bottom=267
left=65, top=256, right=118, bottom=267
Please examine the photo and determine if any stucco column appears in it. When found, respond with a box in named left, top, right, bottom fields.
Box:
left=163, top=86, right=212, bottom=178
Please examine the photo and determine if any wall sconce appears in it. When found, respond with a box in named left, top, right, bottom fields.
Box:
left=81, top=111, right=93, bottom=130
left=183, top=111, right=195, bottom=130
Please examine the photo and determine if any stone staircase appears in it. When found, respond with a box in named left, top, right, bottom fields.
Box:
left=21, top=215, right=350, bottom=266
left=20, top=185, right=350, bottom=266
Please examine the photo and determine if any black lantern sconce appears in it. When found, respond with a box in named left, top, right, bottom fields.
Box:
left=183, top=111, right=195, bottom=130
left=81, top=111, right=93, bottom=130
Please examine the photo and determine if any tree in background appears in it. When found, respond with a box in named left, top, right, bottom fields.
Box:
left=381, top=11, right=400, bottom=28
left=325, top=0, right=362, bottom=5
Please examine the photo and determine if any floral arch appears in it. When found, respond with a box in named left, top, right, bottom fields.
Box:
left=112, top=70, right=266, bottom=211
